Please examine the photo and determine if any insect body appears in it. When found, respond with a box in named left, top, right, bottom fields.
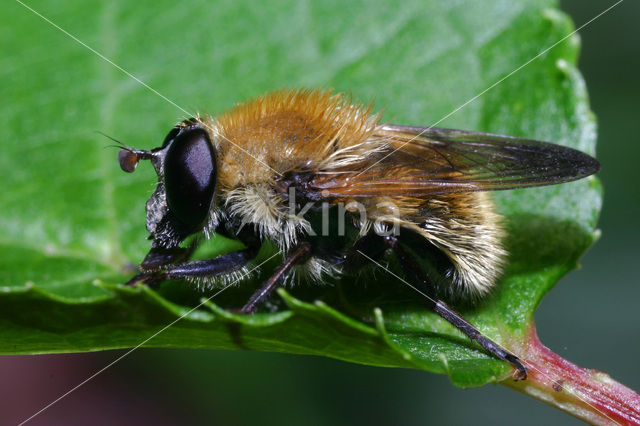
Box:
left=118, top=89, right=599, bottom=380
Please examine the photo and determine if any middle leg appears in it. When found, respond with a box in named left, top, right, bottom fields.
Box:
left=239, top=242, right=312, bottom=314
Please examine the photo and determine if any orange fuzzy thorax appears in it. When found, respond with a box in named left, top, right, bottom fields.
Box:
left=209, top=89, right=380, bottom=191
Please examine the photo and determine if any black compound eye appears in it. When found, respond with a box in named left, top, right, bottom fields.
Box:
left=164, top=127, right=217, bottom=232
left=161, top=126, right=181, bottom=147
left=162, top=118, right=198, bottom=147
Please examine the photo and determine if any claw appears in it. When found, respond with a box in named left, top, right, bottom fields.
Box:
left=124, top=272, right=166, bottom=288
left=506, top=354, right=528, bottom=381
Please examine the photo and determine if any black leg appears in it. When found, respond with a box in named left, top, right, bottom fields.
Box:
left=383, top=235, right=527, bottom=381
left=125, top=248, right=256, bottom=287
left=239, top=243, right=312, bottom=314
left=341, top=233, right=389, bottom=273
left=139, top=238, right=202, bottom=271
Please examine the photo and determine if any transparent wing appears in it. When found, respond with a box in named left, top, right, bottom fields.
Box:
left=307, top=124, right=600, bottom=198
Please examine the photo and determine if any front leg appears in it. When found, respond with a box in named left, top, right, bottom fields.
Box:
left=125, top=248, right=256, bottom=287
left=139, top=238, right=202, bottom=271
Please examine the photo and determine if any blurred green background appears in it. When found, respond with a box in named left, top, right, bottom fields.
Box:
left=1, top=0, right=638, bottom=424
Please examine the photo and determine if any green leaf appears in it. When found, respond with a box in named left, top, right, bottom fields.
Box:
left=1, top=0, right=600, bottom=388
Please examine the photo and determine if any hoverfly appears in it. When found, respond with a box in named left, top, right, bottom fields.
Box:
left=117, top=89, right=599, bottom=380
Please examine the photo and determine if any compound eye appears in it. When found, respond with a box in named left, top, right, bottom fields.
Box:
left=164, top=127, right=217, bottom=231
left=161, top=126, right=181, bottom=147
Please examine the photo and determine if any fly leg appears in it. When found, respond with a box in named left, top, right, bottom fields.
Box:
left=341, top=233, right=389, bottom=273
left=238, top=242, right=312, bottom=314
left=124, top=240, right=311, bottom=314
left=124, top=237, right=205, bottom=287
left=383, top=235, right=527, bottom=381
left=124, top=248, right=256, bottom=287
